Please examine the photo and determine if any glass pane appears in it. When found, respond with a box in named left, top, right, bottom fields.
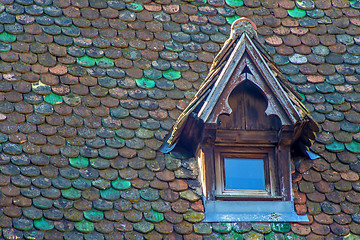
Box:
left=224, top=158, right=265, bottom=190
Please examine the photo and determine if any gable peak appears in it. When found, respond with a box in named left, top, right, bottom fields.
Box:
left=230, top=18, right=258, bottom=40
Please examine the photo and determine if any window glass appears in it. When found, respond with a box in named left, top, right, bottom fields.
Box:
left=224, top=158, right=265, bottom=190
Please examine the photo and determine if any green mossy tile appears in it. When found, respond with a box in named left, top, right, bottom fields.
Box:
left=34, top=218, right=54, bottom=231
left=100, top=188, right=121, bottom=200
left=111, top=178, right=131, bottom=190
left=350, top=0, right=360, bottom=9
left=77, top=55, right=96, bottom=67
left=84, top=209, right=104, bottom=222
left=226, top=15, right=241, bottom=24
left=271, top=222, right=291, bottom=233
left=74, top=219, right=94, bottom=233
left=95, top=56, right=114, bottom=68
left=61, top=187, right=82, bottom=200
left=213, top=222, right=232, bottom=233
left=127, top=3, right=144, bottom=12
left=133, top=220, right=154, bottom=234
left=228, top=231, right=244, bottom=240
left=162, top=69, right=181, bottom=80
left=44, top=92, right=63, bottom=104
left=183, top=210, right=205, bottom=223
left=0, top=32, right=16, bottom=42
left=225, top=0, right=243, bottom=7
left=325, top=141, right=345, bottom=152
left=135, top=76, right=156, bottom=89
left=144, top=209, right=164, bottom=223
left=345, top=141, right=360, bottom=153
left=288, top=6, right=306, bottom=18
left=69, top=155, right=89, bottom=168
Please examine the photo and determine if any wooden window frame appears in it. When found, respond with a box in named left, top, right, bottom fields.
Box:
left=214, top=146, right=279, bottom=199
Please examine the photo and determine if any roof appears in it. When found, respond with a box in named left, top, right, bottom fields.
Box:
left=0, top=0, right=360, bottom=239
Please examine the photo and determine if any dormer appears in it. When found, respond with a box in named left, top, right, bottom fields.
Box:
left=161, top=19, right=319, bottom=222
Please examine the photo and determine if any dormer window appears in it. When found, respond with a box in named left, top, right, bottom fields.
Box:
left=160, top=18, right=319, bottom=222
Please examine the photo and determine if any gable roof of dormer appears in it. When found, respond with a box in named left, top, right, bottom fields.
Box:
left=160, top=18, right=319, bottom=154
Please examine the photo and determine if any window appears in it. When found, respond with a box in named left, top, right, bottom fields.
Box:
left=215, top=147, right=277, bottom=199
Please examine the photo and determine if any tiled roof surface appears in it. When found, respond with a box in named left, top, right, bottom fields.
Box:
left=0, top=0, right=360, bottom=239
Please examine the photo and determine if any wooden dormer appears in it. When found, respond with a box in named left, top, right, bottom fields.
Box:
left=160, top=18, right=319, bottom=221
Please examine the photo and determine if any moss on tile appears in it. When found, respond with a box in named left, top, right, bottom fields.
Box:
left=69, top=155, right=89, bottom=168
left=77, top=55, right=96, bottom=67
left=0, top=32, right=16, bottom=42
left=44, top=92, right=63, bottom=104
left=288, top=6, right=306, bottom=18
left=112, top=178, right=131, bottom=190
left=162, top=69, right=181, bottom=80
left=226, top=15, right=241, bottom=24
left=135, top=76, right=155, bottom=89
left=225, top=0, right=243, bottom=7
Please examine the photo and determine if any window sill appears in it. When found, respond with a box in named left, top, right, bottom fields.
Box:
left=203, top=199, right=308, bottom=222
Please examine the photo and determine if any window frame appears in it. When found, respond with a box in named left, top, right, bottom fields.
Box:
left=214, top=146, right=280, bottom=199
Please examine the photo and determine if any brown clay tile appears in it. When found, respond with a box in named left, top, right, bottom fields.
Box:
left=1, top=184, right=20, bottom=197
left=306, top=75, right=326, bottom=84
left=273, top=26, right=290, bottom=36
left=100, top=8, right=118, bottom=18
left=174, top=221, right=193, bottom=234
left=8, top=132, right=26, bottom=143
left=317, top=64, right=336, bottom=76
left=333, top=17, right=350, bottom=29
left=137, top=10, right=154, bottom=22
left=70, top=84, right=89, bottom=96
left=272, top=8, right=288, bottom=18
left=13, top=196, right=32, bottom=207
left=63, top=6, right=81, bottom=18
left=58, top=56, right=76, bottom=65
left=311, top=222, right=330, bottom=235
left=314, top=213, right=333, bottom=224
left=282, top=34, right=301, bottom=47
left=294, top=45, right=311, bottom=55
left=144, top=3, right=162, bottom=12
left=49, top=65, right=68, bottom=76
left=35, top=33, right=54, bottom=44
left=282, top=18, right=299, bottom=28
left=325, top=7, right=343, bottom=18
left=301, top=33, right=320, bottom=47
left=325, top=191, right=345, bottom=203
left=52, top=84, right=71, bottom=96
left=92, top=17, right=110, bottom=29
left=128, top=21, right=146, bottom=31
left=277, top=0, right=295, bottom=9
left=344, top=8, right=360, bottom=18
left=295, top=204, right=307, bottom=215
left=291, top=223, right=311, bottom=236
left=319, top=35, right=336, bottom=46
left=299, top=64, right=317, bottom=75
left=118, top=147, right=137, bottom=158
left=171, top=12, right=189, bottom=24
left=24, top=24, right=42, bottom=35
left=73, top=17, right=91, bottom=27
left=330, top=222, right=349, bottom=236
left=349, top=222, right=360, bottom=235
left=81, top=27, right=99, bottom=38
left=314, top=0, right=332, bottom=9
left=180, top=4, right=198, bottom=15
left=346, top=25, right=360, bottom=36
left=71, top=0, right=88, bottom=8
left=1, top=52, right=19, bottom=62
left=12, top=42, right=29, bottom=53
left=263, top=15, right=281, bottom=28
left=275, top=45, right=294, bottom=55
left=108, top=19, right=127, bottom=30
